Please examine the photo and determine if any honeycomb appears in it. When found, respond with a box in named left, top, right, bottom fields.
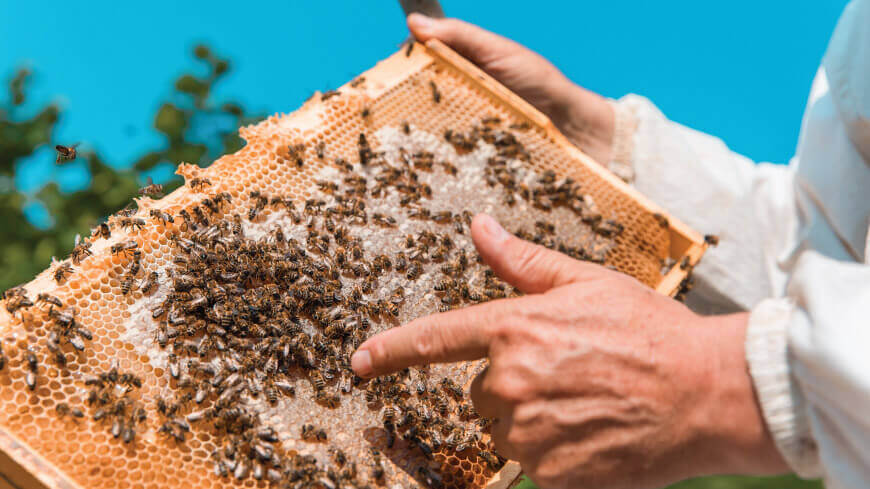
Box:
left=0, top=40, right=705, bottom=489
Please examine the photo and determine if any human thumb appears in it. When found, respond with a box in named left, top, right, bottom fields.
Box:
left=471, top=214, right=599, bottom=294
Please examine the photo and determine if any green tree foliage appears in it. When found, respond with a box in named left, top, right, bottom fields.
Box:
left=0, top=45, right=262, bottom=291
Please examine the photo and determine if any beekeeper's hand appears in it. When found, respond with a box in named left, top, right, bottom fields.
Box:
left=407, top=14, right=615, bottom=165
left=352, top=214, right=788, bottom=489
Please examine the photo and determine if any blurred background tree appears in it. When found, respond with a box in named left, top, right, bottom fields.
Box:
left=0, top=45, right=262, bottom=291
left=0, top=43, right=823, bottom=489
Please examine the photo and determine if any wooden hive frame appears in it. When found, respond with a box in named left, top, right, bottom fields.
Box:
left=0, top=40, right=706, bottom=489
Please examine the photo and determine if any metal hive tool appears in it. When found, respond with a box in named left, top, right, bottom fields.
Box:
left=0, top=40, right=706, bottom=489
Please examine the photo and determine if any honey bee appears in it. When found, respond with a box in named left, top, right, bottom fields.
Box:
left=96, top=222, right=111, bottom=239
left=361, top=107, right=371, bottom=119
left=405, top=263, right=422, bottom=280
left=317, top=180, right=338, bottom=193
left=429, top=81, right=441, bottom=104
left=121, top=275, right=135, bottom=295
left=71, top=240, right=93, bottom=265
left=138, top=177, right=164, bottom=197
left=478, top=450, right=502, bottom=470
left=405, top=38, right=415, bottom=57
left=4, top=293, right=33, bottom=314
left=678, top=256, right=691, bottom=271
left=653, top=212, right=669, bottom=228
left=139, top=272, right=159, bottom=294
left=509, top=121, right=531, bottom=131
left=0, top=340, right=6, bottom=371
left=350, top=76, right=366, bottom=88
left=53, top=262, right=74, bottom=284
left=321, top=90, right=341, bottom=101
left=55, top=402, right=84, bottom=420
left=440, top=378, right=463, bottom=399
left=372, top=213, right=396, bottom=227
left=189, top=177, right=212, bottom=191
left=315, top=391, right=341, bottom=409
left=704, top=234, right=720, bottom=246
left=300, top=424, right=327, bottom=442
left=150, top=209, right=175, bottom=225
left=110, top=240, right=138, bottom=256
left=120, top=217, right=146, bottom=231
left=55, top=143, right=80, bottom=164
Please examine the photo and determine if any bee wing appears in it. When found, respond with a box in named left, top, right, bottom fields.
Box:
left=70, top=142, right=81, bottom=149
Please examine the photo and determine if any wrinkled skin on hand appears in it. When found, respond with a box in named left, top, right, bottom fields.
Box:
left=352, top=215, right=787, bottom=489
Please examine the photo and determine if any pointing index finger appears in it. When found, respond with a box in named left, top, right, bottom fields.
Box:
left=351, top=298, right=516, bottom=378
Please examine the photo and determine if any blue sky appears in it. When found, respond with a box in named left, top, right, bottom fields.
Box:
left=1, top=0, right=849, bottom=186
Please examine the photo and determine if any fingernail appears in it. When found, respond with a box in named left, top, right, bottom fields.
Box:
left=408, top=13, right=434, bottom=30
left=480, top=214, right=509, bottom=243
left=351, top=350, right=373, bottom=377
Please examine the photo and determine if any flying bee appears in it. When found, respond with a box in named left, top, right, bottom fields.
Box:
left=704, top=234, right=720, bottom=246
left=189, top=177, right=212, bottom=191
left=150, top=209, right=174, bottom=225
left=55, top=143, right=80, bottom=164
left=138, top=177, right=164, bottom=197
left=71, top=240, right=93, bottom=265
left=429, top=81, right=441, bottom=104
left=53, top=262, right=74, bottom=284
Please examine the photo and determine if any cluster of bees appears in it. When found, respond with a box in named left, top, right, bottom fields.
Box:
left=1, top=112, right=629, bottom=489
left=84, top=367, right=148, bottom=443
left=445, top=119, right=624, bottom=240
left=2, top=286, right=92, bottom=390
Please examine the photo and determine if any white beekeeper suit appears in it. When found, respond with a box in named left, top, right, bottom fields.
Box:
left=609, top=0, right=870, bottom=487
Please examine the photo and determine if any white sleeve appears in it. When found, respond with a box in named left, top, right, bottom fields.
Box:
left=611, top=95, right=870, bottom=487
left=611, top=95, right=799, bottom=313
left=748, top=253, right=870, bottom=486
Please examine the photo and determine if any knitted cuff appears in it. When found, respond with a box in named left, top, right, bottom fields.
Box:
left=746, top=298, right=822, bottom=478
left=607, top=99, right=638, bottom=183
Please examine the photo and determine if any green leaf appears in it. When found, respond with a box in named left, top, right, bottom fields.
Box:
left=154, top=103, right=188, bottom=141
